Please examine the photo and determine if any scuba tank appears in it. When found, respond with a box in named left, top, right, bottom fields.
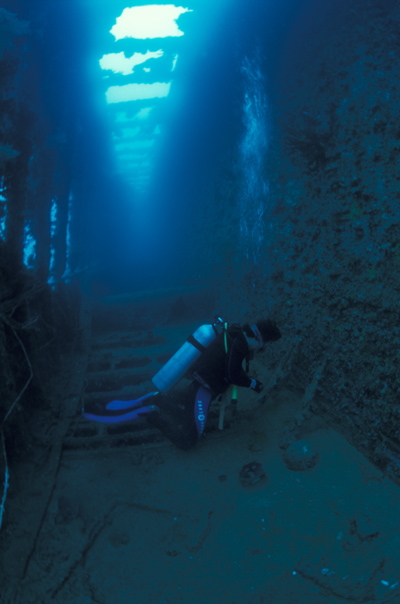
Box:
left=152, top=318, right=225, bottom=392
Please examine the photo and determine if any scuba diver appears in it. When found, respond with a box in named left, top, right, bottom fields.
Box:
left=83, top=318, right=282, bottom=449
left=147, top=319, right=282, bottom=449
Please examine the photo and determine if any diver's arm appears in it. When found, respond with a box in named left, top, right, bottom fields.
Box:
left=225, top=335, right=252, bottom=388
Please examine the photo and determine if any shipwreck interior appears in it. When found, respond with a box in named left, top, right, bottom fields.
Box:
left=1, top=0, right=400, bottom=603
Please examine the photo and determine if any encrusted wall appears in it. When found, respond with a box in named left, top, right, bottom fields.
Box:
left=0, top=5, right=91, bottom=467
left=210, top=0, right=400, bottom=479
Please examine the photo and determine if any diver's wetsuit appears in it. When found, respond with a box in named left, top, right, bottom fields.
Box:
left=147, top=324, right=253, bottom=449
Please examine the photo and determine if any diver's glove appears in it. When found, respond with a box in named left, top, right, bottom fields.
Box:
left=250, top=379, right=263, bottom=393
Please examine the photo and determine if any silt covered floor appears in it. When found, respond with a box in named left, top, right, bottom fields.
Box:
left=4, top=385, right=400, bottom=604
left=1, top=291, right=400, bottom=604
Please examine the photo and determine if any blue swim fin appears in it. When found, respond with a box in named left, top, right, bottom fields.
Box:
left=83, top=391, right=159, bottom=424
left=106, top=391, right=159, bottom=411
left=83, top=404, right=157, bottom=424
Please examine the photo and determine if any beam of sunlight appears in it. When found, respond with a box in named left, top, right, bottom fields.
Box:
left=239, top=52, right=270, bottom=265
left=115, top=108, right=154, bottom=122
left=100, top=50, right=164, bottom=76
left=113, top=127, right=141, bottom=139
left=123, top=162, right=152, bottom=170
left=106, top=82, right=171, bottom=104
left=118, top=154, right=150, bottom=162
left=23, top=221, right=36, bottom=269
left=50, top=197, right=57, bottom=237
left=116, top=145, right=142, bottom=155
left=117, top=139, right=155, bottom=151
left=115, top=141, right=147, bottom=152
left=130, top=177, right=151, bottom=184
left=110, top=5, right=192, bottom=40
left=0, top=175, right=6, bottom=240
left=118, top=153, right=151, bottom=163
left=118, top=164, right=151, bottom=174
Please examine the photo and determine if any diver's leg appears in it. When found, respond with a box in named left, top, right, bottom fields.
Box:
left=193, top=385, right=213, bottom=438
left=146, top=383, right=199, bottom=449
